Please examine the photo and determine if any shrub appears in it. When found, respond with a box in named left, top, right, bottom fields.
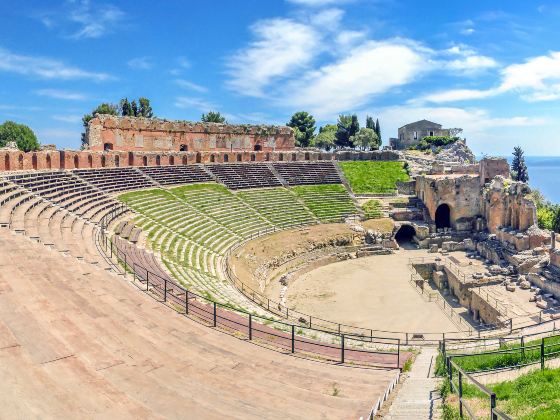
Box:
left=414, top=136, right=460, bottom=151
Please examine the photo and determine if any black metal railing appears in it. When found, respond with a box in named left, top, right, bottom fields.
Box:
left=443, top=333, right=560, bottom=419
left=95, top=208, right=404, bottom=369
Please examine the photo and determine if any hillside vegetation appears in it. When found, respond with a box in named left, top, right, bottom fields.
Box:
left=339, top=161, right=409, bottom=194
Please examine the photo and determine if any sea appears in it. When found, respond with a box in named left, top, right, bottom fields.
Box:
left=502, top=156, right=560, bottom=204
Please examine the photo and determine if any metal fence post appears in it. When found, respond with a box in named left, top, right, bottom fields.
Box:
left=521, top=335, right=525, bottom=358
left=185, top=291, right=189, bottom=315
left=249, top=314, right=253, bottom=341
left=490, top=393, right=497, bottom=420
left=397, top=339, right=401, bottom=369
left=163, top=279, right=167, bottom=302
left=341, top=334, right=345, bottom=364
left=146, top=271, right=149, bottom=291
left=458, top=370, right=463, bottom=418
left=213, top=302, right=217, bottom=327
left=291, top=325, right=295, bottom=353
left=541, top=338, right=545, bottom=371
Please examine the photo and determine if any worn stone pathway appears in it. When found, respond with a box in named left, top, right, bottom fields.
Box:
left=384, top=347, right=442, bottom=419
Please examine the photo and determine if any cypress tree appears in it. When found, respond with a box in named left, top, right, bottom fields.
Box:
left=511, top=146, right=529, bottom=183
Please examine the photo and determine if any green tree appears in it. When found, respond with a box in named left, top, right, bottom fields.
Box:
left=335, top=114, right=359, bottom=148
left=119, top=98, right=132, bottom=116
left=130, top=100, right=139, bottom=117
left=201, top=111, right=227, bottom=123
left=366, top=115, right=375, bottom=130
left=287, top=111, right=316, bottom=147
left=351, top=127, right=380, bottom=151
left=511, top=146, right=529, bottom=182
left=81, top=103, right=119, bottom=147
left=0, top=121, right=40, bottom=152
left=375, top=118, right=381, bottom=142
left=554, top=207, right=560, bottom=233
left=314, top=124, right=337, bottom=150
left=138, top=97, right=153, bottom=118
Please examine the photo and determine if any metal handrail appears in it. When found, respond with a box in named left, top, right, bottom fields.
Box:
left=96, top=208, right=404, bottom=369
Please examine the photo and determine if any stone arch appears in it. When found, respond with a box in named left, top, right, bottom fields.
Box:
left=88, top=154, right=93, bottom=168
left=304, top=152, right=310, bottom=161
left=128, top=152, right=134, bottom=166
left=169, top=155, right=175, bottom=165
left=224, top=154, right=229, bottom=163
left=101, top=155, right=106, bottom=167
left=435, top=203, right=452, bottom=230
left=182, top=155, right=188, bottom=165
left=18, top=154, right=23, bottom=170
left=196, top=152, right=201, bottom=164
left=279, top=153, right=284, bottom=162
left=143, top=156, right=148, bottom=166
left=394, top=224, right=417, bottom=247
left=265, top=153, right=270, bottom=161
left=4, top=154, right=10, bottom=171
left=237, top=153, right=242, bottom=162
left=250, top=153, right=256, bottom=162
left=156, top=155, right=161, bottom=166
left=115, top=155, right=120, bottom=167
left=73, top=155, right=79, bottom=169
left=291, top=153, right=297, bottom=161
left=32, top=153, right=38, bottom=170
left=210, top=154, right=215, bottom=163
left=46, top=154, right=51, bottom=169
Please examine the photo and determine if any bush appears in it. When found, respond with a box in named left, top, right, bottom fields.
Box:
left=413, top=136, right=460, bottom=151
left=362, top=199, right=382, bottom=219
left=0, top=121, right=40, bottom=152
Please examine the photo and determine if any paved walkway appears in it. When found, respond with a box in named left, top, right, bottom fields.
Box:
left=384, top=348, right=442, bottom=419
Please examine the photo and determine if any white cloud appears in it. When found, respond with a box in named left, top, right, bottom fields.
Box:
left=52, top=114, right=83, bottom=123
left=422, top=51, right=560, bottom=104
left=226, top=18, right=321, bottom=96
left=175, top=79, right=208, bottom=93
left=282, top=40, right=428, bottom=118
left=440, top=45, right=498, bottom=73
left=35, top=89, right=87, bottom=100
left=69, top=1, right=125, bottom=39
left=127, top=56, right=153, bottom=70
left=310, top=8, right=344, bottom=28
left=174, top=97, right=216, bottom=112
left=0, top=47, right=111, bottom=81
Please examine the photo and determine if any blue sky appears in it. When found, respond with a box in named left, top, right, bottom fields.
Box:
left=1, top=0, right=560, bottom=156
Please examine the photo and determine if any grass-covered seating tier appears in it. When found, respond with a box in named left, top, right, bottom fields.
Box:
left=339, top=161, right=409, bottom=195
left=292, top=184, right=359, bottom=222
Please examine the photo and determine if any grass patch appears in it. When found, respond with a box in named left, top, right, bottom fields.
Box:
left=339, top=161, right=409, bottom=194
left=292, top=184, right=358, bottom=222
left=362, top=199, right=382, bottom=219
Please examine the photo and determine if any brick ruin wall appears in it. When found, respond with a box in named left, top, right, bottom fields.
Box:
left=85, top=115, right=296, bottom=152
left=415, top=158, right=538, bottom=238
left=0, top=149, right=400, bottom=172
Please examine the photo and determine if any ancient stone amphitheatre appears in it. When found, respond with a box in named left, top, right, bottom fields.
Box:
left=1, top=116, right=560, bottom=419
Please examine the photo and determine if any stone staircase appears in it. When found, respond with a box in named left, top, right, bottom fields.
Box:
left=383, top=347, right=442, bottom=419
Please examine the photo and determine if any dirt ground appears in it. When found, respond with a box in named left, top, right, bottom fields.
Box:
left=231, top=223, right=358, bottom=291
left=285, top=248, right=461, bottom=335
left=361, top=218, right=394, bottom=233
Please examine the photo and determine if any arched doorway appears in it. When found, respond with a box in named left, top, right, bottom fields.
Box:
left=254, top=144, right=262, bottom=151
left=101, top=156, right=106, bottom=167
left=435, top=204, right=451, bottom=230
left=4, top=154, right=10, bottom=171
left=156, top=155, right=161, bottom=166
left=128, top=152, right=134, bottom=166
left=210, top=154, right=215, bottom=163
left=115, top=155, right=120, bottom=167
left=73, top=155, right=79, bottom=169
left=46, top=154, right=51, bottom=169
left=236, top=154, right=242, bottom=162
left=88, top=155, right=93, bottom=168
left=143, top=156, right=148, bottom=166
left=305, top=152, right=310, bottom=161
left=32, top=154, right=38, bottom=170
left=196, top=152, right=201, bottom=163
left=291, top=153, right=297, bottom=161
left=169, top=155, right=175, bottom=165
left=182, top=156, right=188, bottom=165
left=279, top=153, right=284, bottom=162
left=250, top=153, right=256, bottom=162
left=224, top=154, right=229, bottom=162
left=395, top=224, right=416, bottom=248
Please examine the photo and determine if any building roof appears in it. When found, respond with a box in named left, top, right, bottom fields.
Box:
left=399, top=119, right=442, bottom=130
